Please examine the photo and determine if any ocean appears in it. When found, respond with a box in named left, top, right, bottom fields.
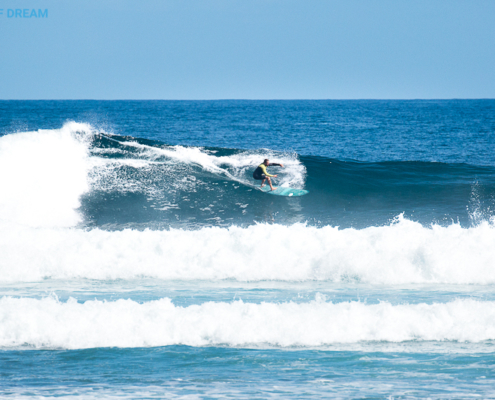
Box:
left=1, top=100, right=495, bottom=398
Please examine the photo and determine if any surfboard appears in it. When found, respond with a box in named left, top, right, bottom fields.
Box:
left=259, top=186, right=309, bottom=197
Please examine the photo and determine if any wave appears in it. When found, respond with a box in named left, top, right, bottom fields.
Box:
left=2, top=296, right=495, bottom=349
left=0, top=122, right=309, bottom=228
left=85, top=128, right=495, bottom=229
left=2, top=216, right=495, bottom=284
left=2, top=122, right=495, bottom=230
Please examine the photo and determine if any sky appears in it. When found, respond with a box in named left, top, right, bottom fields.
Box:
left=0, top=0, right=494, bottom=100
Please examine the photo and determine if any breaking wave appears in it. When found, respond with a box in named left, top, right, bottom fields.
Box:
left=2, top=296, right=495, bottom=349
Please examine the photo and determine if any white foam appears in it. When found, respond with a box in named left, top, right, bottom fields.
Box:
left=2, top=217, right=495, bottom=284
left=0, top=122, right=92, bottom=227
left=1, top=296, right=495, bottom=349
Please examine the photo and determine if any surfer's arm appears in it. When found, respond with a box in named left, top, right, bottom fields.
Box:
left=269, top=163, right=284, bottom=168
left=259, top=164, right=274, bottom=177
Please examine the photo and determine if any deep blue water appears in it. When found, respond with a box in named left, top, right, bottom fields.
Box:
left=3, top=100, right=495, bottom=164
left=1, top=100, right=495, bottom=398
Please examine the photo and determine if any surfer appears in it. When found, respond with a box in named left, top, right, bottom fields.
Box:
left=253, top=159, right=284, bottom=191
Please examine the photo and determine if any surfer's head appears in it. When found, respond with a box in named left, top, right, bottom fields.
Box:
left=264, top=159, right=269, bottom=165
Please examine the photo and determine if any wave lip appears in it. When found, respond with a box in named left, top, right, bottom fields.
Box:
left=2, top=296, right=495, bottom=349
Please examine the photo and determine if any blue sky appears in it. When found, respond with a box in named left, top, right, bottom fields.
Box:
left=0, top=0, right=494, bottom=99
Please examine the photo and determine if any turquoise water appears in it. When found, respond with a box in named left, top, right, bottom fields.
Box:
left=1, top=100, right=495, bottom=398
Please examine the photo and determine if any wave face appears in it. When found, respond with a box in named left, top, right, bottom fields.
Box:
left=76, top=126, right=495, bottom=229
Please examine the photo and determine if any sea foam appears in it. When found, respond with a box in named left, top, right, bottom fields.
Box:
left=1, top=217, right=495, bottom=284
left=1, top=296, right=495, bottom=349
left=0, top=122, right=92, bottom=227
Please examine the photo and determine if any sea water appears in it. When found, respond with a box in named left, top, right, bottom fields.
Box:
left=1, top=100, right=495, bottom=398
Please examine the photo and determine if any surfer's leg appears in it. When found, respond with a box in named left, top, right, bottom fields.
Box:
left=260, top=174, right=268, bottom=187
left=267, top=177, right=275, bottom=190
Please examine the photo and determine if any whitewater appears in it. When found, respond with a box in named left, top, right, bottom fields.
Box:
left=3, top=296, right=495, bottom=349
left=1, top=100, right=495, bottom=398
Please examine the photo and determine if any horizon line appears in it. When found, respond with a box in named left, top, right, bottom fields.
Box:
left=1, top=98, right=494, bottom=101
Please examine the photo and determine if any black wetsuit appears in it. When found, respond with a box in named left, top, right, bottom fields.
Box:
left=253, top=163, right=282, bottom=180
